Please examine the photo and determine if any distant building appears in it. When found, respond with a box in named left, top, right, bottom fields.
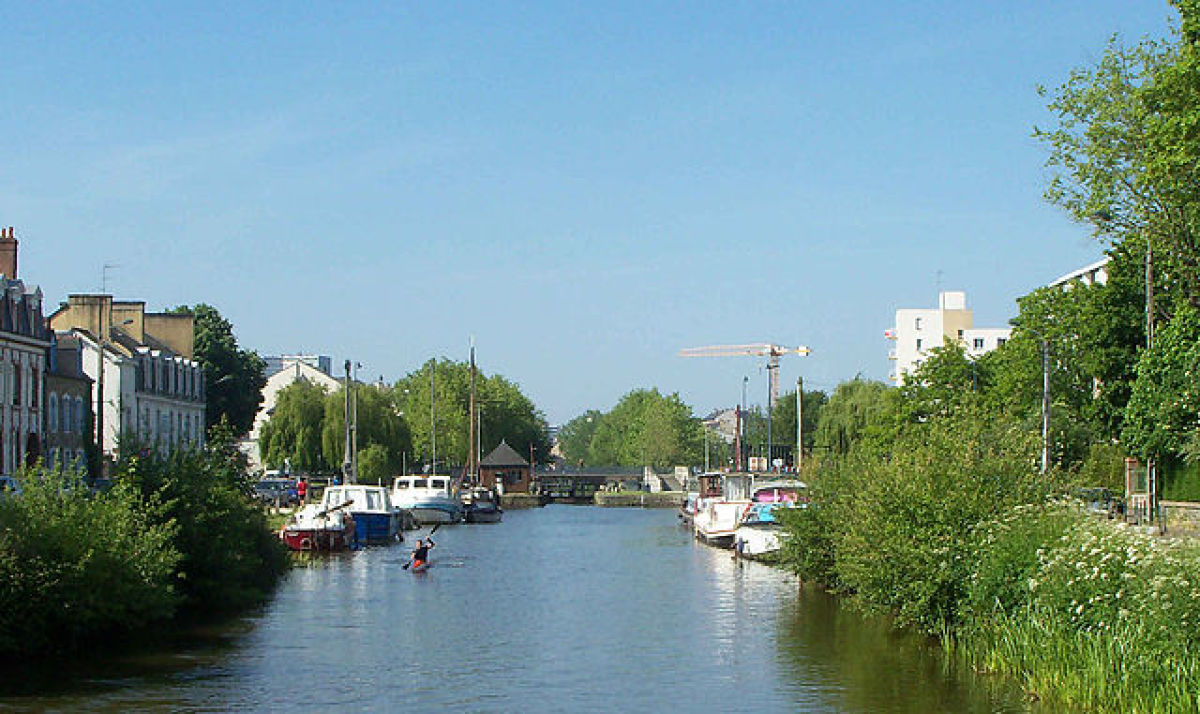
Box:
left=886, top=291, right=1011, bottom=386
left=702, top=408, right=739, bottom=445
left=49, top=295, right=206, bottom=464
left=0, top=227, right=51, bottom=475
left=264, top=354, right=332, bottom=378
left=479, top=439, right=531, bottom=494
left=1049, top=257, right=1110, bottom=290
left=245, top=357, right=343, bottom=472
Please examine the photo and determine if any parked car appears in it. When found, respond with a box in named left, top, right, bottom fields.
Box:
left=254, top=478, right=299, bottom=507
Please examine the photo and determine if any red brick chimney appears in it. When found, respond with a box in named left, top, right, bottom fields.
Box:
left=0, top=227, right=16, bottom=279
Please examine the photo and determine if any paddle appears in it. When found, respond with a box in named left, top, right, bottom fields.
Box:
left=403, top=523, right=441, bottom=570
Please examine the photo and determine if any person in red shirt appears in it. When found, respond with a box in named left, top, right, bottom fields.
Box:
left=296, top=477, right=308, bottom=505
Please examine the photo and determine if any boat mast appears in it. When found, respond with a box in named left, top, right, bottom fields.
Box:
left=430, top=359, right=437, bottom=476
left=469, top=338, right=477, bottom=483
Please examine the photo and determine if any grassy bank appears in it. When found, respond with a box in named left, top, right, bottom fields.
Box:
left=776, top=412, right=1200, bottom=711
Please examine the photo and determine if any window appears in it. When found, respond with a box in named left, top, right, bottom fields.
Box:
left=32, top=370, right=38, bottom=408
left=413, top=479, right=428, bottom=488
left=62, top=398, right=71, bottom=434
left=12, top=363, right=19, bottom=406
left=916, top=338, right=923, bottom=350
left=915, top=317, right=923, bottom=329
left=973, top=338, right=985, bottom=350
left=997, top=338, right=1007, bottom=347
left=957, top=329, right=964, bottom=339
left=48, top=393, right=59, bottom=433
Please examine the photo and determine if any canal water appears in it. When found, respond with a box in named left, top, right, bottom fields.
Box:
left=2, top=506, right=1042, bottom=712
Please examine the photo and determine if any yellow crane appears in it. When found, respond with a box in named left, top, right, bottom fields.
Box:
left=678, top=343, right=811, bottom=407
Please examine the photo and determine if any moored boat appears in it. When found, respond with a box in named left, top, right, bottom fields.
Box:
left=733, top=480, right=807, bottom=559
left=281, top=501, right=354, bottom=552
left=679, top=491, right=699, bottom=526
left=391, top=475, right=462, bottom=525
left=321, top=484, right=403, bottom=545
left=694, top=473, right=753, bottom=547
left=463, top=486, right=503, bottom=523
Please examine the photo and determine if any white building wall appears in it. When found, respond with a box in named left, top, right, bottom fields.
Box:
left=889, top=291, right=1008, bottom=385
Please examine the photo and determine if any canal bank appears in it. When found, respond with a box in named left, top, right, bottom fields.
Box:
left=593, top=490, right=683, bottom=507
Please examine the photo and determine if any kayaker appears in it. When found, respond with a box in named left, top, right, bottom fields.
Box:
left=411, top=538, right=434, bottom=569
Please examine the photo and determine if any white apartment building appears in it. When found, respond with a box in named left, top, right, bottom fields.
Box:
left=887, top=291, right=1011, bottom=385
left=243, top=357, right=343, bottom=472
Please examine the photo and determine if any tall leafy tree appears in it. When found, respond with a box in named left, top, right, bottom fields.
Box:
left=813, top=378, right=892, bottom=457
left=558, top=409, right=603, bottom=466
left=258, top=380, right=331, bottom=474
left=168, top=304, right=267, bottom=434
left=320, top=384, right=411, bottom=478
left=583, top=389, right=701, bottom=469
left=393, top=358, right=549, bottom=471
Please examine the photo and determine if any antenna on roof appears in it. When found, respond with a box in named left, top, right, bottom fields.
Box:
left=101, top=263, right=120, bottom=293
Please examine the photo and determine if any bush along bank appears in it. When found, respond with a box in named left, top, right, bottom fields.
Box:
left=0, top=426, right=289, bottom=659
left=777, top=407, right=1200, bottom=712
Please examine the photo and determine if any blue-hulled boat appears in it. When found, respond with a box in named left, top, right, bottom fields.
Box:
left=320, top=485, right=403, bottom=546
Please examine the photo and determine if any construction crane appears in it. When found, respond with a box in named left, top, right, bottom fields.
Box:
left=678, top=343, right=811, bottom=407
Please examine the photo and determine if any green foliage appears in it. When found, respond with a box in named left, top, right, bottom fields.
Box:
left=115, top=426, right=288, bottom=612
left=0, top=467, right=179, bottom=657
left=742, top=388, right=827, bottom=463
left=830, top=410, right=1049, bottom=633
left=558, top=410, right=603, bottom=466
left=1122, top=303, right=1200, bottom=458
left=260, top=380, right=334, bottom=474
left=320, top=385, right=411, bottom=478
left=1076, top=442, right=1128, bottom=491
left=812, top=378, right=892, bottom=457
left=169, top=304, right=267, bottom=434
left=394, top=358, right=549, bottom=470
left=357, top=443, right=391, bottom=486
left=572, top=389, right=701, bottom=469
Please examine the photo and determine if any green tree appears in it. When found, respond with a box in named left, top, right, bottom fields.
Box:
left=320, top=384, right=411, bottom=479
left=585, top=389, right=701, bottom=469
left=743, top=389, right=828, bottom=467
left=259, top=380, right=332, bottom=474
left=393, top=358, right=549, bottom=472
left=1123, top=303, right=1200, bottom=459
left=558, top=410, right=603, bottom=466
left=168, top=304, right=267, bottom=434
left=813, top=378, right=893, bottom=457
left=1037, top=1, right=1200, bottom=311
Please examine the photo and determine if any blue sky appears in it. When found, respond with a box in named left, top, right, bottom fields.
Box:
left=0, top=1, right=1176, bottom=424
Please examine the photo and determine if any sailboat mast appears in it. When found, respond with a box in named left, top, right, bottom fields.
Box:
left=469, top=339, right=477, bottom=482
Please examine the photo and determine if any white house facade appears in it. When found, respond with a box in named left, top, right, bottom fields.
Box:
left=887, top=291, right=1011, bottom=385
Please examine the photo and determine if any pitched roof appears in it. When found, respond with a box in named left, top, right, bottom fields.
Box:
left=480, top=439, right=529, bottom=467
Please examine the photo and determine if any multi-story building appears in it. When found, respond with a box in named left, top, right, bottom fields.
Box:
left=45, top=332, right=93, bottom=473
left=49, top=295, right=205, bottom=463
left=1049, top=257, right=1110, bottom=290
left=0, top=227, right=51, bottom=475
left=886, top=290, right=1011, bottom=386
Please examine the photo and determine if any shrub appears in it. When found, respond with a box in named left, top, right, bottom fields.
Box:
left=0, top=468, right=179, bottom=657
left=115, top=427, right=289, bottom=614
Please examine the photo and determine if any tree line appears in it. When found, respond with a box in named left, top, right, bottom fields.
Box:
left=259, top=358, right=550, bottom=481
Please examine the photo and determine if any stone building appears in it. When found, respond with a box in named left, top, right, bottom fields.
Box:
left=49, top=295, right=205, bottom=463
left=0, top=227, right=51, bottom=475
left=44, top=332, right=93, bottom=473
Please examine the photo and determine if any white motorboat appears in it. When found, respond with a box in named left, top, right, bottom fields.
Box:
left=462, top=486, right=503, bottom=523
left=391, top=475, right=462, bottom=524
left=693, top=473, right=754, bottom=547
left=734, top=480, right=807, bottom=559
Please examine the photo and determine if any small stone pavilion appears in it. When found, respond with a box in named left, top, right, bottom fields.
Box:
left=479, top=439, right=531, bottom=493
